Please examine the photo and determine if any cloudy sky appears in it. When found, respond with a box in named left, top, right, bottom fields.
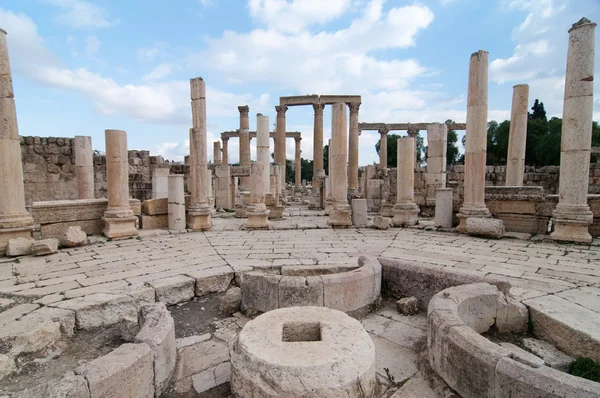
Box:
left=1, top=0, right=599, bottom=165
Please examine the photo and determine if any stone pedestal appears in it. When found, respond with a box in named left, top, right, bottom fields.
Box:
left=246, top=163, right=270, bottom=230
left=348, top=103, right=360, bottom=192
left=151, top=168, right=170, bottom=199
left=213, top=141, right=222, bottom=165
left=328, top=103, right=351, bottom=227
left=214, top=164, right=232, bottom=209
left=187, top=78, right=212, bottom=231
left=74, top=136, right=94, bottom=200
left=351, top=199, right=367, bottom=228
left=392, top=137, right=419, bottom=226
left=0, top=28, right=34, bottom=253
left=457, top=50, right=492, bottom=232
left=505, top=84, right=529, bottom=187
left=434, top=188, right=453, bottom=228
left=551, top=18, right=596, bottom=243
left=103, top=130, right=138, bottom=239
left=275, top=105, right=288, bottom=192
left=168, top=175, right=186, bottom=232
left=425, top=123, right=447, bottom=206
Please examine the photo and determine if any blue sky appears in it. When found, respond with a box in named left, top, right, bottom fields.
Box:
left=1, top=0, right=599, bottom=165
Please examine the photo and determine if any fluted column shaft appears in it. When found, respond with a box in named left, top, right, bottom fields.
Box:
left=379, top=129, right=388, bottom=169
left=348, top=103, right=360, bottom=191
left=397, top=137, right=416, bottom=203
left=239, top=105, right=250, bottom=191
left=74, top=136, right=94, bottom=199
left=295, top=137, right=302, bottom=187
left=331, top=104, right=348, bottom=203
left=222, top=138, right=229, bottom=165
left=506, top=84, right=529, bottom=186
left=257, top=114, right=270, bottom=192
left=275, top=105, right=288, bottom=190
left=313, top=103, right=325, bottom=177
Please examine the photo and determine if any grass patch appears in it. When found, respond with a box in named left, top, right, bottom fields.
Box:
left=571, top=357, right=600, bottom=382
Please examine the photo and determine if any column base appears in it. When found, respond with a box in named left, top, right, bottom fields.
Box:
left=379, top=202, right=394, bottom=217
left=392, top=203, right=419, bottom=227
left=550, top=206, right=593, bottom=244
left=324, top=199, right=335, bottom=216
left=246, top=205, right=271, bottom=230
left=328, top=203, right=352, bottom=228
left=103, top=216, right=139, bottom=239
left=235, top=205, right=247, bottom=218
left=267, top=205, right=284, bottom=219
left=0, top=225, right=34, bottom=255
left=187, top=206, right=213, bottom=231
left=456, top=205, right=491, bottom=233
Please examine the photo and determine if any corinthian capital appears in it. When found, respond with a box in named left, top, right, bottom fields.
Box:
left=347, top=102, right=361, bottom=115
left=275, top=105, right=288, bottom=117
left=238, top=105, right=249, bottom=118
left=312, top=103, right=325, bottom=115
left=378, top=127, right=390, bottom=136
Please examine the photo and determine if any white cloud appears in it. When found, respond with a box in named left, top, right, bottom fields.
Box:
left=142, top=63, right=174, bottom=81
left=44, top=0, right=113, bottom=29
left=85, top=35, right=100, bottom=55
left=248, top=0, right=352, bottom=33
left=155, top=139, right=189, bottom=162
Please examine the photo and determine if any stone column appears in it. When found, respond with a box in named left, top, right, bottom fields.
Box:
left=328, top=103, right=351, bottom=227
left=0, top=29, right=34, bottom=253
left=213, top=141, right=222, bottom=165
left=294, top=137, right=302, bottom=188
left=239, top=105, right=251, bottom=191
left=392, top=136, right=419, bottom=226
left=222, top=137, right=229, bottom=165
left=74, top=135, right=94, bottom=199
left=551, top=18, right=596, bottom=243
left=505, top=84, right=529, bottom=186
left=313, top=103, right=325, bottom=177
left=207, top=168, right=214, bottom=209
left=246, top=162, right=270, bottom=229
left=168, top=174, right=186, bottom=232
left=187, top=77, right=212, bottom=230
left=379, top=128, right=389, bottom=169
left=457, top=50, right=492, bottom=232
left=151, top=168, right=170, bottom=199
left=425, top=123, right=448, bottom=206
left=103, top=129, right=138, bottom=239
left=348, top=102, right=361, bottom=194
left=275, top=105, right=288, bottom=190
left=257, top=114, right=271, bottom=192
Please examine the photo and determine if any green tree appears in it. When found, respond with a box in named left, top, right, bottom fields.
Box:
left=323, top=144, right=329, bottom=174
left=530, top=99, right=547, bottom=121
left=445, top=119, right=460, bottom=165
left=285, top=159, right=294, bottom=184
left=486, top=120, right=510, bottom=165
left=300, top=158, right=313, bottom=182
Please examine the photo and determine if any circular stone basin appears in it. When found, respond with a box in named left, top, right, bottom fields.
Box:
left=230, top=306, right=377, bottom=397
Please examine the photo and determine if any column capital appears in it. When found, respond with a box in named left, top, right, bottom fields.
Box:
left=312, top=103, right=325, bottom=115
left=378, top=127, right=389, bottom=136
left=222, top=137, right=229, bottom=142
left=407, top=128, right=419, bottom=138
left=238, top=105, right=249, bottom=118
left=294, top=137, right=302, bottom=144
left=347, top=102, right=361, bottom=115
left=275, top=105, right=289, bottom=117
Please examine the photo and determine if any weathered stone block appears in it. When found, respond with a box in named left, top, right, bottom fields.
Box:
left=278, top=276, right=324, bottom=308
left=148, top=275, right=194, bottom=305
left=60, top=226, right=87, bottom=248
left=397, top=297, right=419, bottom=315
left=466, top=217, right=504, bottom=239
left=5, top=237, right=34, bottom=256
left=32, top=238, right=59, bottom=256
left=220, top=287, right=242, bottom=314
left=372, top=215, right=391, bottom=230
left=189, top=266, right=234, bottom=297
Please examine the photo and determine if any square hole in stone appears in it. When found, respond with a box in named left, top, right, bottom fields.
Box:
left=282, top=322, right=322, bottom=342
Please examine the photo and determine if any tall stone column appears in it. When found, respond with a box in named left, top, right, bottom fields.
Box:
left=187, top=77, right=212, bottom=230
left=247, top=113, right=271, bottom=229
left=103, top=130, right=138, bottom=239
left=275, top=105, right=288, bottom=191
left=213, top=141, right=222, bottom=165
left=348, top=102, right=360, bottom=194
left=239, top=105, right=251, bottom=191
left=313, top=103, right=325, bottom=177
left=168, top=174, right=186, bottom=232
left=505, top=84, right=529, bottom=186
left=294, top=137, right=302, bottom=187
left=457, top=50, right=492, bottom=232
left=425, top=123, right=448, bottom=206
left=0, top=28, right=34, bottom=253
left=328, top=103, right=351, bottom=227
left=74, top=135, right=94, bottom=199
left=392, top=136, right=419, bottom=226
left=379, top=128, right=389, bottom=169
left=222, top=137, right=229, bottom=165
left=257, top=114, right=271, bottom=192
left=551, top=18, right=596, bottom=243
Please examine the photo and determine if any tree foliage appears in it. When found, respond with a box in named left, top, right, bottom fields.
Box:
left=375, top=132, right=425, bottom=168
left=445, top=119, right=460, bottom=165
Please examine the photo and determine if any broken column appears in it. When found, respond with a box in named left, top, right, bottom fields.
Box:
left=151, top=168, right=169, bottom=199
left=505, top=84, right=529, bottom=186
left=392, top=136, right=419, bottom=226
left=457, top=51, right=492, bottom=233
left=168, top=174, right=186, bottom=232
left=328, top=103, right=351, bottom=227
left=294, top=137, right=302, bottom=188
left=213, top=141, right=222, bottom=165
left=275, top=105, right=288, bottom=191
left=187, top=77, right=212, bottom=230
left=222, top=137, right=229, bottom=165
left=348, top=102, right=361, bottom=195
left=0, top=28, right=34, bottom=253
left=379, top=127, right=389, bottom=169
left=246, top=162, right=270, bottom=230
left=257, top=114, right=271, bottom=192
left=239, top=105, right=251, bottom=191
left=313, top=103, right=325, bottom=179
left=425, top=123, right=447, bottom=206
left=74, top=136, right=94, bottom=199
left=103, top=129, right=138, bottom=239
left=551, top=18, right=596, bottom=243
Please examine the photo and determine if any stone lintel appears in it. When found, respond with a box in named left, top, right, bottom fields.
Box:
left=358, top=122, right=467, bottom=132
left=319, top=95, right=361, bottom=105
left=279, top=95, right=320, bottom=106
left=221, top=131, right=301, bottom=140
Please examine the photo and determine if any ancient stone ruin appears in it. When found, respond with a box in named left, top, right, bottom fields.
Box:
left=0, top=17, right=598, bottom=398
